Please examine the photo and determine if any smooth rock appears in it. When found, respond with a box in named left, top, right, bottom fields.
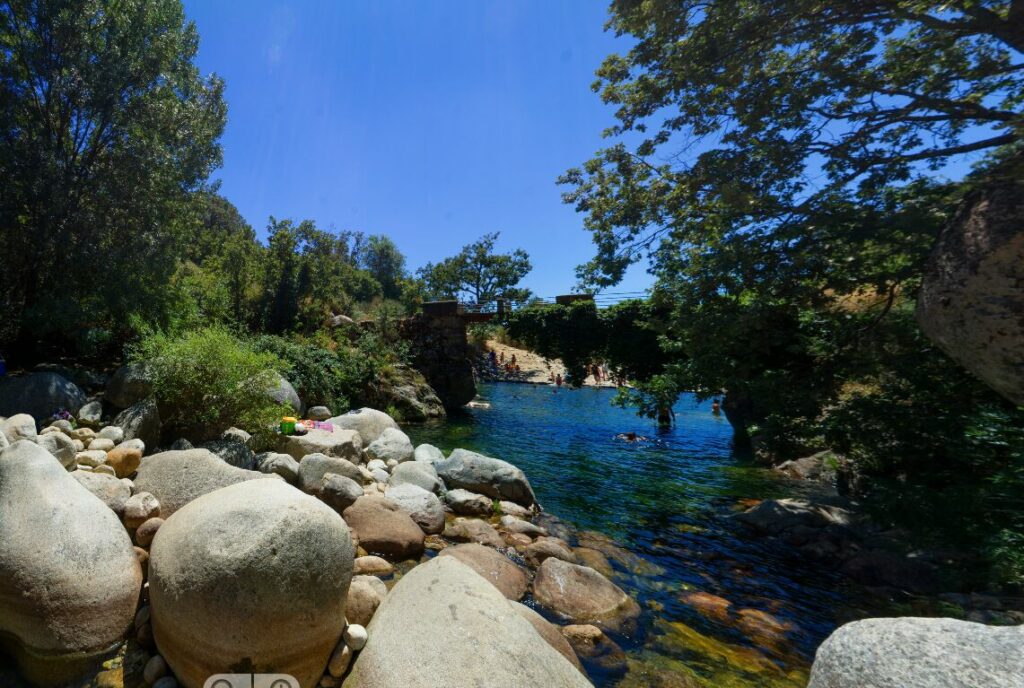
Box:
left=298, top=453, right=363, bottom=493
left=561, top=625, right=627, bottom=675
left=413, top=443, right=444, bottom=464
left=434, top=448, right=537, bottom=506
left=124, top=492, right=160, bottom=529
left=220, top=426, right=252, bottom=445
left=282, top=428, right=362, bottom=463
left=89, top=437, right=115, bottom=452
left=501, top=514, right=547, bottom=537
left=0, top=441, right=142, bottom=678
left=387, top=460, right=441, bottom=493
left=327, top=643, right=353, bottom=678
left=499, top=500, right=533, bottom=518
left=149, top=479, right=354, bottom=688
left=77, top=400, right=104, bottom=426
left=105, top=445, right=143, bottom=478
left=76, top=449, right=108, bottom=467
left=199, top=439, right=256, bottom=470
left=808, top=617, right=1024, bottom=688
left=364, top=427, right=414, bottom=464
left=533, top=558, right=641, bottom=634
left=439, top=543, right=528, bottom=600
left=93, top=464, right=116, bottom=477
left=385, top=483, right=445, bottom=534
left=97, top=425, right=124, bottom=444
left=0, top=372, right=87, bottom=419
left=321, top=473, right=364, bottom=513
left=308, top=406, right=332, bottom=421
left=354, top=556, right=394, bottom=576
left=343, top=624, right=368, bottom=651
left=732, top=498, right=851, bottom=534
left=105, top=363, right=153, bottom=409
left=36, top=431, right=77, bottom=469
left=143, top=654, right=167, bottom=684
left=133, top=449, right=275, bottom=518
left=345, top=556, right=591, bottom=687
left=444, top=517, right=504, bottom=548
left=327, top=407, right=398, bottom=445
left=514, top=602, right=583, bottom=672
left=525, top=537, right=579, bottom=568
left=366, top=459, right=387, bottom=472
left=72, top=469, right=132, bottom=514
left=1, top=413, right=37, bottom=443
left=371, top=467, right=389, bottom=483
left=346, top=576, right=387, bottom=627
left=342, top=495, right=425, bottom=561
left=135, top=517, right=164, bottom=547
left=267, top=372, right=303, bottom=414
left=255, top=452, right=300, bottom=483
left=445, top=488, right=493, bottom=516
left=113, top=399, right=161, bottom=450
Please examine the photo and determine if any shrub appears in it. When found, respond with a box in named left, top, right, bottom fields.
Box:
left=250, top=334, right=353, bottom=412
left=132, top=327, right=287, bottom=444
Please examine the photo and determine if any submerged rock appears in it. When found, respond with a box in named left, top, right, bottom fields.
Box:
left=345, top=556, right=592, bottom=687
left=732, top=498, right=851, bottom=534
left=808, top=617, right=1024, bottom=688
left=0, top=441, right=142, bottom=683
left=434, top=448, right=537, bottom=506
left=150, top=479, right=354, bottom=688
left=533, top=558, right=641, bottom=634
left=514, top=602, right=583, bottom=672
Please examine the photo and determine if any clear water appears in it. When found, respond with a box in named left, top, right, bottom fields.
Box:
left=410, top=382, right=849, bottom=687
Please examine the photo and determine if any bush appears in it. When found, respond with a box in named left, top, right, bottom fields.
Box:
left=132, top=327, right=287, bottom=444
left=250, top=334, right=354, bottom=413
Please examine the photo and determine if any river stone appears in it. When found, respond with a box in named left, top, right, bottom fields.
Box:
left=732, top=498, right=851, bottom=534
left=327, top=407, right=398, bottom=445
left=387, top=460, right=441, bottom=493
left=445, top=488, right=493, bottom=516
left=97, top=425, right=124, bottom=444
left=77, top=400, right=104, bottom=426
left=1, top=413, right=37, bottom=443
left=808, top=617, right=1024, bottom=688
left=0, top=431, right=8, bottom=450
left=434, top=448, right=537, bottom=506
left=533, top=558, right=642, bottom=634
left=413, top=443, right=444, bottom=464
left=113, top=398, right=161, bottom=450
left=0, top=441, right=142, bottom=680
left=36, top=431, right=77, bottom=469
left=321, top=473, right=364, bottom=513
left=444, top=517, right=504, bottom=548
left=513, top=602, right=583, bottom=672
left=106, top=444, right=143, bottom=478
left=385, top=483, right=445, bottom=534
left=72, top=469, right=132, bottom=514
left=342, top=495, right=425, bottom=561
left=308, top=406, right=332, bottom=421
left=255, top=452, right=300, bottom=483
left=298, top=453, right=363, bottom=493
left=525, top=537, right=579, bottom=568
left=347, top=576, right=386, bottom=627
left=561, top=625, right=627, bottom=675
left=0, top=372, right=87, bottom=420
left=365, top=427, right=414, bottom=464
left=150, top=479, right=354, bottom=688
left=105, top=363, right=153, bottom=409
left=133, top=449, right=276, bottom=518
left=76, top=449, right=108, bottom=467
left=501, top=514, right=547, bottom=537
left=197, top=439, right=255, bottom=470
left=354, top=556, right=394, bottom=576
left=438, top=543, right=528, bottom=600
left=124, top=491, right=160, bottom=529
left=281, top=428, right=362, bottom=463
left=346, top=556, right=591, bottom=688
left=88, top=437, right=115, bottom=452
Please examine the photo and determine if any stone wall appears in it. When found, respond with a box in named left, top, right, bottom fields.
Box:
left=399, top=313, right=476, bottom=410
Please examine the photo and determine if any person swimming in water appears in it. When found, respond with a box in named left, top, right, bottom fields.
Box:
left=711, top=398, right=721, bottom=415
left=616, top=431, right=648, bottom=442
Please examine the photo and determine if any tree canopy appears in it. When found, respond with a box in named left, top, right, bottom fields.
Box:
left=359, top=235, right=408, bottom=300
left=418, top=232, right=532, bottom=303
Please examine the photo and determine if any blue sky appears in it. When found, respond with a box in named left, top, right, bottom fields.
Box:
left=182, top=1, right=651, bottom=297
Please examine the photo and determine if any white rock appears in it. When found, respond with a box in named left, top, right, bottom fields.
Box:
left=343, top=623, right=368, bottom=650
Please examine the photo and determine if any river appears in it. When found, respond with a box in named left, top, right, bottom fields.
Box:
left=409, top=382, right=849, bottom=687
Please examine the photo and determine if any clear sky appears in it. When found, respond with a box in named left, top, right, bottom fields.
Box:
left=181, top=1, right=651, bottom=298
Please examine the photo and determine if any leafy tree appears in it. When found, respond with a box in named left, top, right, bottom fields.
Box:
left=562, top=0, right=1024, bottom=286
left=418, top=232, right=532, bottom=303
left=359, top=235, right=407, bottom=299
left=0, top=0, right=226, bottom=355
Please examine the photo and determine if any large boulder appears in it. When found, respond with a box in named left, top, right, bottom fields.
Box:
left=113, top=398, right=161, bottom=450
left=362, top=365, right=446, bottom=422
left=413, top=443, right=445, bottom=464
left=327, top=407, right=398, bottom=445
left=150, top=479, right=354, bottom=688
left=71, top=470, right=132, bottom=515
left=388, top=460, right=442, bottom=493
left=1, top=413, right=36, bottom=443
left=513, top=603, right=583, bottom=672
left=346, top=556, right=592, bottom=687
left=104, top=363, right=153, bottom=409
left=267, top=372, right=303, bottom=415
left=199, top=439, right=256, bottom=470
left=918, top=169, right=1024, bottom=406
left=255, top=451, right=300, bottom=483
left=280, top=427, right=362, bottom=463
left=385, top=483, right=445, bottom=534
left=133, top=449, right=276, bottom=518
left=438, top=543, right=528, bottom=600
left=342, top=495, right=425, bottom=561
left=445, top=488, right=493, bottom=516
left=0, top=441, right=142, bottom=682
left=808, top=617, right=1024, bottom=688
left=36, top=431, right=77, bottom=470
left=0, top=372, right=87, bottom=419
left=365, top=427, right=414, bottom=464
left=297, top=453, right=364, bottom=493
left=434, top=448, right=537, bottom=506
left=533, top=558, right=641, bottom=634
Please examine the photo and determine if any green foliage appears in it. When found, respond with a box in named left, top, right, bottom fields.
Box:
left=418, top=232, right=532, bottom=303
left=0, top=0, right=226, bottom=354
left=132, top=327, right=287, bottom=443
left=250, top=335, right=354, bottom=413
left=359, top=235, right=408, bottom=300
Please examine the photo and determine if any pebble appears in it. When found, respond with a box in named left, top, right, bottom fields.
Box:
left=353, top=555, right=394, bottom=576
left=343, top=623, right=368, bottom=650
left=124, top=492, right=160, bottom=528
left=143, top=654, right=167, bottom=684
left=135, top=517, right=164, bottom=547
left=94, top=464, right=116, bottom=477
left=89, top=437, right=115, bottom=452
left=327, top=643, right=353, bottom=677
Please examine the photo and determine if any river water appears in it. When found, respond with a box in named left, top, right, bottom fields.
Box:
left=410, top=382, right=848, bottom=688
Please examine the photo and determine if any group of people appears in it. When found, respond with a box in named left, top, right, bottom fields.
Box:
left=487, top=349, right=522, bottom=376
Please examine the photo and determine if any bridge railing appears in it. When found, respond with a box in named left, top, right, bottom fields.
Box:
left=422, top=291, right=651, bottom=319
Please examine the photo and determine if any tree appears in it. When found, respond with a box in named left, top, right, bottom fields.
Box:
left=418, top=232, right=532, bottom=303
left=359, top=235, right=407, bottom=299
left=562, top=0, right=1024, bottom=286
left=0, top=0, right=226, bottom=355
